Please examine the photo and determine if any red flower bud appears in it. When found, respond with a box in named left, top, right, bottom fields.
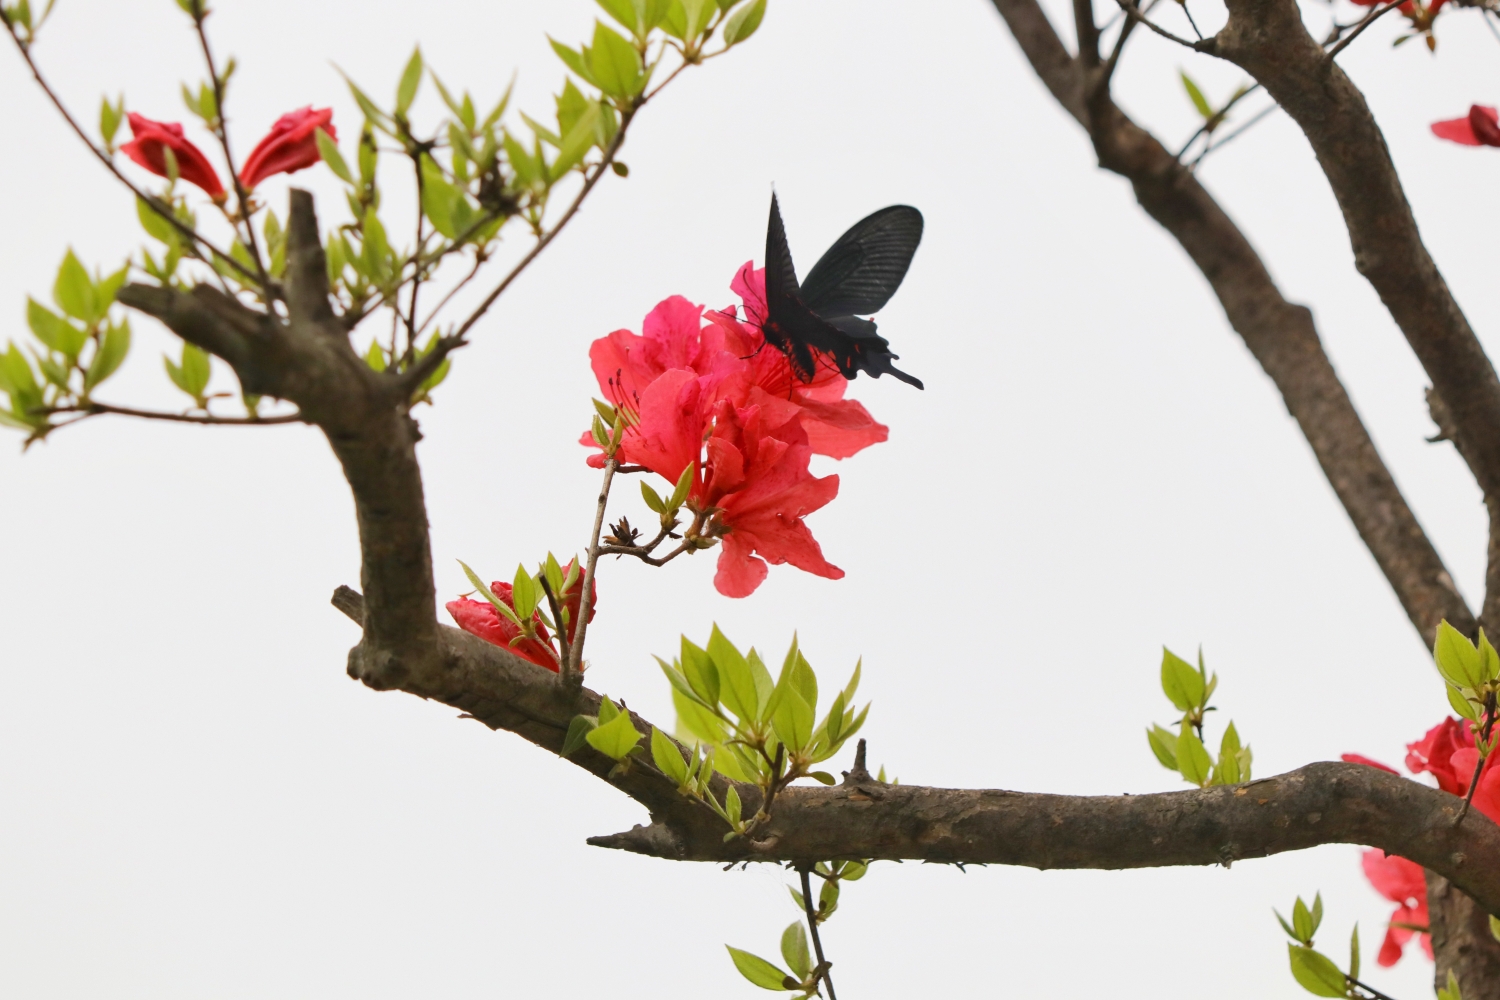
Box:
left=119, top=113, right=226, bottom=200
left=238, top=107, right=336, bottom=190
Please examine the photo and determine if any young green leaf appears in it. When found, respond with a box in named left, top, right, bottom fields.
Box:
left=650, top=726, right=690, bottom=784
left=561, top=714, right=597, bottom=757
left=1175, top=728, right=1212, bottom=787
left=53, top=250, right=98, bottom=324
left=457, top=560, right=523, bottom=626
left=1435, top=620, right=1483, bottom=690
left=722, top=0, right=766, bottom=45
left=669, top=463, right=694, bottom=509
left=586, top=709, right=644, bottom=760
left=725, top=946, right=792, bottom=992
left=681, top=637, right=721, bottom=706
left=780, top=922, right=811, bottom=981
left=1180, top=71, right=1213, bottom=120
left=84, top=320, right=131, bottom=392
left=709, top=625, right=760, bottom=724
left=587, top=21, right=644, bottom=99
left=1147, top=724, right=1179, bottom=770
left=395, top=47, right=424, bottom=118
left=640, top=481, right=666, bottom=513
left=1161, top=647, right=1204, bottom=712
left=1439, top=969, right=1464, bottom=1000
left=1349, top=924, right=1360, bottom=982
left=1287, top=945, right=1348, bottom=998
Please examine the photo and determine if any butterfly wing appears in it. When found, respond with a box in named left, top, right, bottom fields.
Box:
left=799, top=205, right=923, bottom=318
left=763, top=193, right=820, bottom=380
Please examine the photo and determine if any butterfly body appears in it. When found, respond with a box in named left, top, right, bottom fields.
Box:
left=762, top=193, right=924, bottom=389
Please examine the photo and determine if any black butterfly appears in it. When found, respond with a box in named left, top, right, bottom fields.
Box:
left=761, top=193, right=924, bottom=389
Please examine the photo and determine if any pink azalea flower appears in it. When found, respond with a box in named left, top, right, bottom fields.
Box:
left=446, top=562, right=594, bottom=671
left=119, top=113, right=226, bottom=200
left=1361, top=851, right=1431, bottom=967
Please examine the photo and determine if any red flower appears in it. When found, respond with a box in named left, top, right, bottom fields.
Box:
left=1448, top=746, right=1500, bottom=822
left=119, top=113, right=225, bottom=200
left=1431, top=106, right=1500, bottom=147
left=1405, top=717, right=1472, bottom=794
left=239, top=107, right=335, bottom=190
left=1360, top=850, right=1431, bottom=967
left=445, top=563, right=595, bottom=671
left=583, top=285, right=887, bottom=468
left=697, top=400, right=843, bottom=597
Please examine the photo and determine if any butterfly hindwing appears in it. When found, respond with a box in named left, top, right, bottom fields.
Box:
left=799, top=205, right=924, bottom=318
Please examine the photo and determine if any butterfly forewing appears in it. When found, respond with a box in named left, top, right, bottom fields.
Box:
left=798, top=205, right=923, bottom=318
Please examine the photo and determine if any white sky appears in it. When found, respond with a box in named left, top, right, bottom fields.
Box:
left=2, top=1, right=1497, bottom=997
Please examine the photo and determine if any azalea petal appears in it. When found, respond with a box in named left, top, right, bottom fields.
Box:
left=714, top=532, right=770, bottom=598
left=1360, top=849, right=1425, bottom=904
left=1376, top=923, right=1408, bottom=968
left=1470, top=105, right=1500, bottom=146
left=1432, top=116, right=1482, bottom=146
left=1342, top=753, right=1400, bottom=774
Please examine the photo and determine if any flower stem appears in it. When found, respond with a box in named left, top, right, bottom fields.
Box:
left=565, top=456, right=616, bottom=687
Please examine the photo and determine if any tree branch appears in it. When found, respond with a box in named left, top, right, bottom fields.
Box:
left=986, top=0, right=1473, bottom=645
left=1213, top=0, right=1500, bottom=636
left=328, top=587, right=1500, bottom=915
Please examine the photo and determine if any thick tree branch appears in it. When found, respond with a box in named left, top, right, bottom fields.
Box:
left=329, top=587, right=1500, bottom=914
left=986, top=0, right=1473, bottom=644
left=1212, top=0, right=1500, bottom=633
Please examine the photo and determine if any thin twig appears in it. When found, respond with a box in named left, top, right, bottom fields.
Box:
left=1175, top=83, right=1261, bottom=160
left=1456, top=699, right=1495, bottom=824
left=43, top=402, right=303, bottom=425
left=564, top=456, right=617, bottom=686
left=1347, top=975, right=1406, bottom=1000
left=1326, top=0, right=1404, bottom=59
left=537, top=574, right=570, bottom=667
left=1111, top=0, right=1207, bottom=50
left=1187, top=103, right=1279, bottom=167
left=189, top=1, right=269, bottom=292
left=0, top=15, right=261, bottom=286
left=1181, top=2, right=1204, bottom=40
left=799, top=867, right=838, bottom=1000
left=1486, top=8, right=1500, bottom=48
left=450, top=110, right=636, bottom=343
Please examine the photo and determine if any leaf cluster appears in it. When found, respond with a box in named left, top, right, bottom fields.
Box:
left=1274, top=894, right=1366, bottom=1000
left=728, top=860, right=866, bottom=996
left=660, top=627, right=868, bottom=835
left=1433, top=622, right=1500, bottom=757
left=1145, top=646, right=1252, bottom=788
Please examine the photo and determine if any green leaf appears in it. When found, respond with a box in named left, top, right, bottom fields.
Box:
left=709, top=625, right=759, bottom=724
left=680, top=0, right=716, bottom=39
left=1448, top=682, right=1480, bottom=721
left=808, top=771, right=836, bottom=784
left=1161, top=648, right=1204, bottom=711
left=1439, top=969, right=1465, bottom=1000
left=1292, top=896, right=1314, bottom=942
left=561, top=714, right=597, bottom=757
left=1349, top=924, right=1360, bottom=983
left=53, top=250, right=98, bottom=323
left=818, top=876, right=839, bottom=919
left=724, top=783, right=742, bottom=826
left=395, top=47, right=424, bottom=118
left=1214, top=721, right=1243, bottom=784
left=598, top=694, right=621, bottom=725
left=26, top=298, right=76, bottom=356
left=549, top=38, right=599, bottom=89
left=1480, top=629, right=1500, bottom=683
left=1491, top=913, right=1500, bottom=943
left=586, top=708, right=644, bottom=761
left=365, top=340, right=387, bottom=372
left=725, top=946, right=792, bottom=992
left=681, top=636, right=721, bottom=706
left=588, top=21, right=644, bottom=99
left=596, top=0, right=642, bottom=35
left=640, top=481, right=666, bottom=513
left=1180, top=71, right=1213, bottom=119
left=722, top=0, right=766, bottom=45
left=99, top=94, right=123, bottom=149
left=650, top=726, right=689, bottom=784
left=511, top=563, right=538, bottom=620
left=1147, top=724, right=1179, bottom=770
left=1275, top=909, right=1298, bottom=941
left=84, top=320, right=131, bottom=392
left=1436, top=620, right=1483, bottom=690
left=1176, top=728, right=1212, bottom=787
left=771, top=686, right=814, bottom=756
left=315, top=128, right=354, bottom=184
left=780, top=922, right=811, bottom=980
left=1287, top=946, right=1347, bottom=998
left=673, top=687, right=731, bottom=746
left=457, top=559, right=522, bottom=626
left=669, top=463, right=694, bottom=509
left=551, top=102, right=602, bottom=180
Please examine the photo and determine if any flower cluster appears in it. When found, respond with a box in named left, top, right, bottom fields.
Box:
left=1432, top=105, right=1500, bottom=147
left=1343, top=717, right=1500, bottom=966
left=581, top=264, right=888, bottom=597
left=120, top=107, right=335, bottom=203
left=446, top=560, right=596, bottom=672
